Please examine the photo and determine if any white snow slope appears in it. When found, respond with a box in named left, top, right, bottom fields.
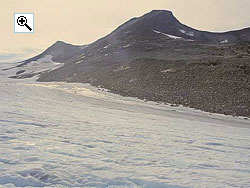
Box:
left=153, top=30, right=183, bottom=39
left=0, top=62, right=250, bottom=188
left=2, top=55, right=63, bottom=78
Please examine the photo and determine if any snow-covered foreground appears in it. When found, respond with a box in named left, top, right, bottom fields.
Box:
left=0, top=62, right=250, bottom=188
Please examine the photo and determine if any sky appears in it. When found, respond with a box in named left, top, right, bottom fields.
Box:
left=1, top=0, right=250, bottom=63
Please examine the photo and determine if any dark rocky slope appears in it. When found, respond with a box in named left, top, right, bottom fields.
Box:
left=39, top=43, right=250, bottom=117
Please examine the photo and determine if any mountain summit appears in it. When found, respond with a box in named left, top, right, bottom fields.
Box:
left=114, top=10, right=180, bottom=33
left=118, top=10, right=182, bottom=32
left=109, top=9, right=250, bottom=43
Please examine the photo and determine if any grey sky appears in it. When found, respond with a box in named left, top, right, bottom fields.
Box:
left=1, top=0, right=250, bottom=62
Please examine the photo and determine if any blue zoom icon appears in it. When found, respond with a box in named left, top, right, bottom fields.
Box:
left=17, top=16, right=32, bottom=31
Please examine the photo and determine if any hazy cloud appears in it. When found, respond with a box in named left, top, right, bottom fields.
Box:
left=0, top=48, right=41, bottom=63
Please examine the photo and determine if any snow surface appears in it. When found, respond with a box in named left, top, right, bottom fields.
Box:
left=153, top=30, right=183, bottom=39
left=0, top=62, right=250, bottom=188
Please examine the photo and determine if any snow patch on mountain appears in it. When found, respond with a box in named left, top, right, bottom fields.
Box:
left=75, top=60, right=82, bottom=64
left=123, top=44, right=130, bottom=48
left=25, top=55, right=54, bottom=66
left=104, top=44, right=111, bottom=49
left=220, top=39, right=229, bottom=44
left=180, top=29, right=194, bottom=37
left=153, top=30, right=183, bottom=39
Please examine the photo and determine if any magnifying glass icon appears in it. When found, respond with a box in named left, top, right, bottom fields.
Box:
left=17, top=16, right=32, bottom=31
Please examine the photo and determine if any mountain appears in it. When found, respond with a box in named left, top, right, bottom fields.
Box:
left=2, top=41, right=83, bottom=78
left=17, top=41, right=83, bottom=67
left=5, top=10, right=250, bottom=117
left=15, top=10, right=250, bottom=69
left=41, top=10, right=250, bottom=70
left=106, top=10, right=250, bottom=43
